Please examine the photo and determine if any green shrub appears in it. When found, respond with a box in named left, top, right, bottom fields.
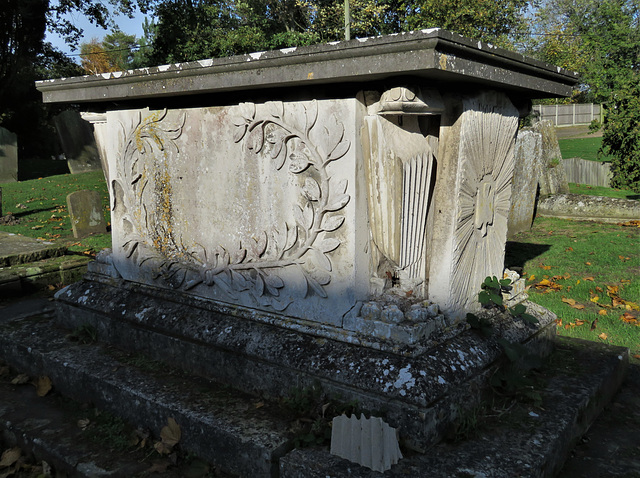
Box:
left=600, top=74, right=640, bottom=193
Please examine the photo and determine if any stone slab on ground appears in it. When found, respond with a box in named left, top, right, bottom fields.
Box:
left=280, top=336, right=629, bottom=478
left=559, top=362, right=640, bottom=478
left=0, top=377, right=149, bottom=478
left=537, top=194, right=640, bottom=223
left=0, top=255, right=91, bottom=293
left=0, top=312, right=291, bottom=478
left=0, top=232, right=66, bottom=266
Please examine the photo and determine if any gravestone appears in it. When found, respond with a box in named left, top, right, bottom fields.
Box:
left=66, top=190, right=107, bottom=238
left=53, top=110, right=102, bottom=174
left=38, top=30, right=578, bottom=452
left=534, top=120, right=570, bottom=195
left=0, top=127, right=18, bottom=183
left=507, top=129, right=543, bottom=238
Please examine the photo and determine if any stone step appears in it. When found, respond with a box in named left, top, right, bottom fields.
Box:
left=0, top=232, right=66, bottom=266
left=0, top=254, right=90, bottom=293
left=280, top=336, right=629, bottom=477
left=0, top=311, right=292, bottom=478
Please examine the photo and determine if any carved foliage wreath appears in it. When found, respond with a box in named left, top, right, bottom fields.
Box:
left=112, top=102, right=351, bottom=311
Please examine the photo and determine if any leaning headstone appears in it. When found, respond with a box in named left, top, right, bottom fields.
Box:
left=66, top=190, right=107, bottom=238
left=0, top=127, right=18, bottom=183
left=533, top=120, right=569, bottom=195
left=507, top=129, right=543, bottom=238
left=53, top=110, right=102, bottom=174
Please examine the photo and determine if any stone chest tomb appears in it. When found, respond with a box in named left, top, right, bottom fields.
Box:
left=39, top=30, right=577, bottom=454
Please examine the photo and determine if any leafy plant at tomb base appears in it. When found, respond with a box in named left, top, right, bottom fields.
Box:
left=281, top=382, right=365, bottom=448
left=477, top=275, right=512, bottom=310
left=505, top=216, right=640, bottom=360
left=66, top=324, right=98, bottom=344
left=467, top=276, right=543, bottom=404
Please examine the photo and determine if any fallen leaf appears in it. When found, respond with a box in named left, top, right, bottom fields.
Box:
left=565, top=247, right=573, bottom=252
left=584, top=277, right=594, bottom=281
left=598, top=309, right=607, bottom=316
left=591, top=319, right=598, bottom=330
left=154, top=442, right=172, bottom=455
left=562, top=297, right=577, bottom=306
left=634, top=354, right=640, bottom=360
left=77, top=418, right=90, bottom=430
left=35, top=376, right=52, bottom=397
left=590, top=296, right=600, bottom=303
left=596, top=286, right=603, bottom=292
left=161, top=418, right=181, bottom=445
left=598, top=333, right=608, bottom=340
left=563, top=273, right=571, bottom=279
left=607, top=285, right=619, bottom=295
left=254, top=401, right=264, bottom=409
left=576, top=280, right=581, bottom=285
left=619, top=220, right=640, bottom=227
left=621, top=313, right=638, bottom=325
left=528, top=275, right=535, bottom=281
left=542, top=265, right=552, bottom=270
left=11, top=374, right=29, bottom=385
left=575, top=319, right=586, bottom=326
left=0, top=447, right=21, bottom=468
left=585, top=262, right=592, bottom=266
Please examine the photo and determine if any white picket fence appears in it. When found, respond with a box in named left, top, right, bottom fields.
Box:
left=562, top=157, right=611, bottom=187
left=532, top=103, right=603, bottom=127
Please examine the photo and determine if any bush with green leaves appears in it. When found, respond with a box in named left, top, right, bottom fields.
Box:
left=600, top=74, right=640, bottom=193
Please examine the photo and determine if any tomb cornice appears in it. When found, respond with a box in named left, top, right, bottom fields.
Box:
left=36, top=29, right=578, bottom=105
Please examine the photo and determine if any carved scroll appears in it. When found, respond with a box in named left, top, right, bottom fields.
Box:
left=362, top=87, right=439, bottom=294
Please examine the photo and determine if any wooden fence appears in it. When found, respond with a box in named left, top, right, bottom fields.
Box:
left=532, top=103, right=603, bottom=126
left=562, top=157, right=611, bottom=187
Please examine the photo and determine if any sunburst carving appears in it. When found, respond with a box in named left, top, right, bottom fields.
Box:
left=451, top=93, right=518, bottom=309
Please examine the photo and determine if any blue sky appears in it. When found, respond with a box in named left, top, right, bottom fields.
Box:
left=45, top=7, right=148, bottom=59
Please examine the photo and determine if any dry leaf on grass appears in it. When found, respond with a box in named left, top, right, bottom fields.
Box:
left=10, top=374, right=29, bottom=385
left=155, top=418, right=181, bottom=455
left=35, top=376, right=52, bottom=397
left=598, top=333, right=608, bottom=340
left=77, top=418, right=90, bottom=430
left=0, top=447, right=21, bottom=468
left=561, top=298, right=585, bottom=309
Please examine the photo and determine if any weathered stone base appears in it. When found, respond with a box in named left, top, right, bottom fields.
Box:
left=55, top=274, right=556, bottom=451
left=280, top=338, right=628, bottom=477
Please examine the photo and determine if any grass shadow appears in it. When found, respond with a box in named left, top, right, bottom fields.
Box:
left=19, top=158, right=70, bottom=181
left=505, top=242, right=552, bottom=270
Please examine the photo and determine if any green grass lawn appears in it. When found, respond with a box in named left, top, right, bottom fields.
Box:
left=0, top=171, right=111, bottom=254
left=558, top=137, right=612, bottom=162
left=569, top=183, right=640, bottom=200
left=507, top=217, right=640, bottom=359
